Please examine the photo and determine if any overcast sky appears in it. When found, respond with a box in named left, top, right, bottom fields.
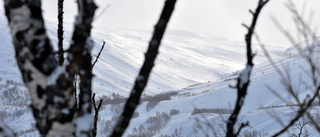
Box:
left=1, top=0, right=319, bottom=48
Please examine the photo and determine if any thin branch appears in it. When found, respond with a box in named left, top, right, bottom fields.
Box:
left=286, top=0, right=316, bottom=39
left=296, top=122, right=308, bottom=137
left=272, top=86, right=320, bottom=137
left=92, top=41, right=105, bottom=68
left=270, top=15, right=297, bottom=46
left=256, top=27, right=320, bottom=136
left=226, top=1, right=269, bottom=136
left=74, top=81, right=78, bottom=109
left=109, top=0, right=177, bottom=136
left=93, top=4, right=111, bottom=22
left=306, top=112, right=320, bottom=132
left=92, top=93, right=103, bottom=137
left=267, top=2, right=320, bottom=135
left=235, top=122, right=249, bottom=136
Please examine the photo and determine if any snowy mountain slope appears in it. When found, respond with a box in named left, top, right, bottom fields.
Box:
left=105, top=39, right=319, bottom=137
left=1, top=7, right=320, bottom=137
left=89, top=28, right=288, bottom=96
left=43, top=21, right=286, bottom=96
left=0, top=6, right=285, bottom=97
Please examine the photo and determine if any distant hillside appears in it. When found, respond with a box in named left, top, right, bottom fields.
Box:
left=2, top=8, right=318, bottom=137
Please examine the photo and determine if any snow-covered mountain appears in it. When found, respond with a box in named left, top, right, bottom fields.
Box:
left=1, top=7, right=320, bottom=137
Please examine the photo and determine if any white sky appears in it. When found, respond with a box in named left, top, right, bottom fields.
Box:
left=1, top=0, right=320, bottom=48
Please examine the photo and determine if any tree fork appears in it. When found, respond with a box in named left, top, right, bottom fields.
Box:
left=92, top=93, right=103, bottom=137
left=4, top=0, right=97, bottom=136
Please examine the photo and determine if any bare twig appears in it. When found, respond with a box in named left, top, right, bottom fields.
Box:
left=306, top=112, right=320, bottom=132
left=292, top=122, right=308, bottom=137
left=92, top=41, right=105, bottom=68
left=272, top=86, right=320, bottom=137
left=270, top=15, right=297, bottom=46
left=93, top=4, right=111, bottom=22
left=235, top=122, right=249, bottom=136
left=261, top=1, right=320, bottom=135
left=256, top=29, right=320, bottom=137
left=92, top=93, right=103, bottom=137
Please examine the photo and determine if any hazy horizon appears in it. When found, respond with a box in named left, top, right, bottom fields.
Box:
left=1, top=0, right=319, bottom=48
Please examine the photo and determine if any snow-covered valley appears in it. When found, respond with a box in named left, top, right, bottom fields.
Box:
left=1, top=7, right=320, bottom=137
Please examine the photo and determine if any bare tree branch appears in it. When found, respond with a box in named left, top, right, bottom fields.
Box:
left=256, top=27, right=320, bottom=137
left=93, top=4, right=110, bottom=22
left=272, top=86, right=320, bottom=136
left=235, top=122, right=249, bottom=136
left=57, top=0, right=64, bottom=66
left=92, top=93, right=103, bottom=137
left=226, top=0, right=269, bottom=136
left=92, top=41, right=105, bottom=68
left=292, top=122, right=308, bottom=137
left=258, top=1, right=320, bottom=135
left=69, top=0, right=97, bottom=136
left=109, top=0, right=177, bottom=136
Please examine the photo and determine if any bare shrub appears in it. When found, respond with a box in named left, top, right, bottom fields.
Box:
left=146, top=111, right=171, bottom=132
left=241, top=130, right=268, bottom=137
left=146, top=101, right=160, bottom=111
left=169, top=109, right=180, bottom=115
left=0, top=80, right=30, bottom=106
left=128, top=111, right=173, bottom=137
left=159, top=127, right=183, bottom=137
left=291, top=122, right=310, bottom=137
left=142, top=91, right=178, bottom=102
left=100, top=116, right=120, bottom=136
left=110, top=103, right=124, bottom=114
left=191, top=114, right=246, bottom=137
left=191, top=107, right=232, bottom=115
left=128, top=125, right=154, bottom=137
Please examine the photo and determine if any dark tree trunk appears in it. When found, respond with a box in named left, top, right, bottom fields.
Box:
left=110, top=0, right=177, bottom=136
